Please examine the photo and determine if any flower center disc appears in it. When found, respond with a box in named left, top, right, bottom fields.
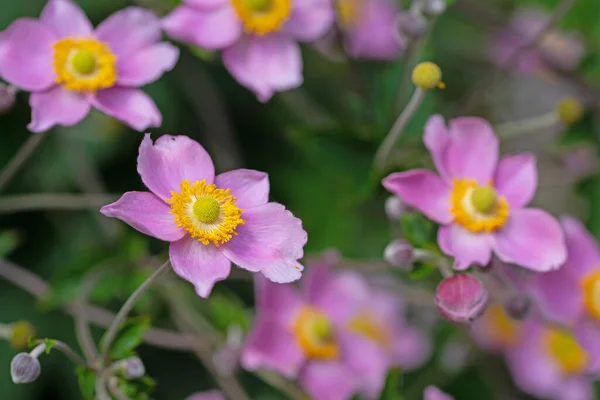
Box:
left=245, top=0, right=272, bottom=12
left=193, top=197, right=221, bottom=224
left=471, top=186, right=497, bottom=214
left=543, top=328, right=588, bottom=376
left=292, top=307, right=338, bottom=360
left=581, top=270, right=600, bottom=322
left=449, top=179, right=509, bottom=233
left=484, top=304, right=519, bottom=348
left=231, top=0, right=291, bottom=35
left=336, top=0, right=361, bottom=28
left=346, top=312, right=390, bottom=348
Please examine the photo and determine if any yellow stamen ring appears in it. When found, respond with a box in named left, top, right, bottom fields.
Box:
left=292, top=307, right=338, bottom=360
left=230, top=0, right=291, bottom=35
left=449, top=179, right=509, bottom=233
left=346, top=312, right=391, bottom=348
left=168, top=179, right=244, bottom=246
left=53, top=37, right=117, bottom=92
left=581, top=270, right=600, bottom=322
left=543, top=328, right=588, bottom=376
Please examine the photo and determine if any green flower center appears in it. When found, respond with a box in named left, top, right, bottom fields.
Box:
left=471, top=186, right=497, bottom=214
left=244, top=0, right=272, bottom=12
left=193, top=197, right=221, bottom=224
left=71, top=49, right=97, bottom=75
left=312, top=314, right=333, bottom=341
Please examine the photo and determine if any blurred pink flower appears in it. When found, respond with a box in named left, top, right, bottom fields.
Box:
left=101, top=134, right=307, bottom=297
left=162, top=0, right=334, bottom=102
left=435, top=273, right=488, bottom=326
left=490, top=8, right=584, bottom=75
left=424, top=386, right=454, bottom=400
left=241, top=254, right=430, bottom=399
left=187, top=391, right=224, bottom=400
left=471, top=303, right=522, bottom=353
left=505, top=318, right=594, bottom=400
left=0, top=0, right=179, bottom=132
left=383, top=115, right=566, bottom=272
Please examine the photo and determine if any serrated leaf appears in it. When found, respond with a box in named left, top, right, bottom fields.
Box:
left=101, top=317, right=150, bottom=361
left=43, top=338, right=55, bottom=354
left=75, top=366, right=97, bottom=400
left=27, top=336, right=37, bottom=349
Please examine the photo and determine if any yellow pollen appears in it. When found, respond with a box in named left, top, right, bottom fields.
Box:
left=412, top=62, right=444, bottom=90
left=485, top=304, right=519, bottom=348
left=450, top=179, right=509, bottom=233
left=53, top=37, right=116, bottom=92
left=167, top=179, right=244, bottom=246
left=336, top=0, right=362, bottom=28
left=346, top=313, right=391, bottom=348
left=543, top=328, right=588, bottom=376
left=581, top=270, right=600, bottom=322
left=292, top=307, right=338, bottom=360
left=231, top=0, right=291, bottom=35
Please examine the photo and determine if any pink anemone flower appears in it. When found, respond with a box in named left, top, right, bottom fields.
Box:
left=162, top=0, right=334, bottom=102
left=383, top=115, right=567, bottom=272
left=0, top=0, right=179, bottom=132
left=101, top=134, right=307, bottom=298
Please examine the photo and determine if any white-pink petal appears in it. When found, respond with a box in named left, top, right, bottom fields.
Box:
left=91, top=87, right=161, bottom=131
left=438, top=224, right=493, bottom=270
left=494, top=153, right=537, bottom=208
left=284, top=0, right=334, bottom=42
left=40, top=0, right=93, bottom=38
left=215, top=169, right=270, bottom=210
left=117, top=43, right=180, bottom=87
left=28, top=86, right=90, bottom=133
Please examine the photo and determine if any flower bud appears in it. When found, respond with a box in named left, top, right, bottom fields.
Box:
left=424, top=386, right=454, bottom=400
left=397, top=13, right=428, bottom=38
left=504, top=294, right=531, bottom=320
left=119, top=356, right=145, bottom=379
left=412, top=62, right=444, bottom=90
left=384, top=196, right=406, bottom=220
left=0, top=83, right=16, bottom=114
left=11, top=353, right=41, bottom=384
left=557, top=97, right=583, bottom=125
left=10, top=321, right=35, bottom=350
left=423, top=0, right=446, bottom=17
left=384, top=239, right=414, bottom=268
left=435, top=274, right=488, bottom=326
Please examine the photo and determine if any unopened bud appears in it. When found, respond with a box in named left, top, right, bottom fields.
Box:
left=187, top=391, right=226, bottom=400
left=114, top=356, right=145, bottom=379
left=435, top=274, right=488, bottom=326
left=10, top=353, right=41, bottom=384
left=557, top=97, right=583, bottom=125
left=384, top=239, right=414, bottom=268
left=213, top=325, right=243, bottom=376
left=397, top=13, right=428, bottom=38
left=384, top=196, right=406, bottom=220
left=0, top=83, right=16, bottom=114
left=412, top=62, right=444, bottom=90
left=504, top=295, right=531, bottom=320
left=423, top=0, right=446, bottom=17
left=10, top=321, right=35, bottom=350
left=424, top=385, right=454, bottom=400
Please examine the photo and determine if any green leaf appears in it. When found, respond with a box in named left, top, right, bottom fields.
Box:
left=43, top=338, right=55, bottom=354
left=75, top=366, right=97, bottom=400
left=207, top=293, right=250, bottom=332
left=0, top=230, right=20, bottom=257
left=379, top=367, right=403, bottom=400
left=101, top=317, right=150, bottom=361
left=409, top=262, right=437, bottom=280
left=400, top=213, right=435, bottom=247
left=27, top=336, right=37, bottom=349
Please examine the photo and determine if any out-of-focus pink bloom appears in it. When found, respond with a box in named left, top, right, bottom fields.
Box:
left=336, top=0, right=405, bottom=60
left=101, top=134, right=307, bottom=298
left=162, top=0, right=333, bottom=102
left=383, top=115, right=567, bottom=272
left=424, top=386, right=454, bottom=400
left=187, top=391, right=225, bottom=400
left=505, top=318, right=595, bottom=400
left=490, top=8, right=584, bottom=75
left=435, top=273, right=488, bottom=325
left=0, top=0, right=178, bottom=132
left=241, top=254, right=430, bottom=399
left=560, top=146, right=598, bottom=179
left=471, top=303, right=522, bottom=353
left=0, top=83, right=16, bottom=113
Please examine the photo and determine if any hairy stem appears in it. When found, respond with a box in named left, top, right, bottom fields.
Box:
left=0, top=193, right=117, bottom=214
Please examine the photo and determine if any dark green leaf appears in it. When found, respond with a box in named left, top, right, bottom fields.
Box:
left=75, top=366, right=97, bottom=400
left=101, top=317, right=150, bottom=361
left=0, top=230, right=20, bottom=257
left=379, top=367, right=403, bottom=400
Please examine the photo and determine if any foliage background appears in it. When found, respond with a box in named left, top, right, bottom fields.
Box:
left=1, top=0, right=600, bottom=398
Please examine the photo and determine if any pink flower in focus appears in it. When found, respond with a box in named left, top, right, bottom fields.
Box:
left=490, top=8, right=583, bottom=75
left=162, top=0, right=334, bottom=102
left=424, top=386, right=454, bottom=400
left=505, top=318, right=595, bottom=400
left=382, top=115, right=567, bottom=271
left=336, top=0, right=405, bottom=60
left=435, top=273, right=488, bottom=326
left=187, top=391, right=224, bottom=400
left=0, top=0, right=179, bottom=132
left=241, top=254, right=430, bottom=399
left=101, top=134, right=307, bottom=298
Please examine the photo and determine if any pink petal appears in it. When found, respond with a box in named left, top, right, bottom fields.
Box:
left=215, top=169, right=270, bottom=210
left=222, top=35, right=302, bottom=102
left=254, top=275, right=302, bottom=325
left=240, top=314, right=304, bottom=378
left=529, top=267, right=583, bottom=325
left=0, top=19, right=57, bottom=91
left=161, top=6, right=242, bottom=50
left=221, top=203, right=306, bottom=282
left=393, top=326, right=431, bottom=370
left=493, top=208, right=566, bottom=272
left=382, top=170, right=452, bottom=224
left=91, top=87, right=161, bottom=131
left=556, top=378, right=594, bottom=400
left=137, top=134, right=215, bottom=201
left=561, top=216, right=600, bottom=278
left=302, top=251, right=339, bottom=304
left=423, top=115, right=451, bottom=181
left=424, top=386, right=454, bottom=400
left=339, top=332, right=389, bottom=398
left=186, top=391, right=225, bottom=400
left=28, top=86, right=90, bottom=133
left=117, top=43, right=180, bottom=87
left=446, top=118, right=499, bottom=184
left=40, top=0, right=93, bottom=38
left=169, top=236, right=232, bottom=297
left=284, top=0, right=334, bottom=42
left=184, top=0, right=229, bottom=9
left=311, top=272, right=369, bottom=325
left=574, top=319, right=600, bottom=375
left=95, top=7, right=162, bottom=57
left=438, top=224, right=493, bottom=270
left=300, top=362, right=358, bottom=400
left=99, top=191, right=185, bottom=242
left=494, top=153, right=537, bottom=208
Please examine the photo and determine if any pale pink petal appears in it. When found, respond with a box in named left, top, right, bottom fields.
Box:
left=393, top=326, right=431, bottom=370
left=215, top=169, right=270, bottom=209
left=446, top=118, right=499, bottom=183
left=100, top=191, right=185, bottom=242
left=241, top=314, right=304, bottom=378
left=494, top=153, right=537, bottom=208
left=169, top=236, right=232, bottom=297
left=137, top=134, right=215, bottom=200
left=438, top=224, right=493, bottom=270
left=95, top=7, right=162, bottom=57
left=222, top=35, right=302, bottom=102
left=382, top=170, right=452, bottom=224
left=493, top=209, right=566, bottom=272
left=254, top=275, right=302, bottom=325
left=300, top=362, right=358, bottom=400
left=91, top=87, right=161, bottom=131
left=303, top=251, right=339, bottom=304
left=557, top=378, right=594, bottom=400
left=574, top=319, right=600, bottom=375
left=311, top=272, right=369, bottom=325
left=340, top=332, right=389, bottom=398
left=28, top=86, right=90, bottom=133
left=529, top=267, right=583, bottom=325
left=162, top=6, right=242, bottom=50
left=221, top=203, right=306, bottom=282
left=185, top=0, right=228, bottom=9
left=424, top=386, right=454, bottom=400
left=284, top=0, right=334, bottom=42
left=117, top=43, right=180, bottom=87
left=0, top=19, right=56, bottom=91
left=423, top=115, right=451, bottom=181
left=40, top=0, right=93, bottom=38
left=561, top=216, right=600, bottom=278
left=186, top=391, right=225, bottom=400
